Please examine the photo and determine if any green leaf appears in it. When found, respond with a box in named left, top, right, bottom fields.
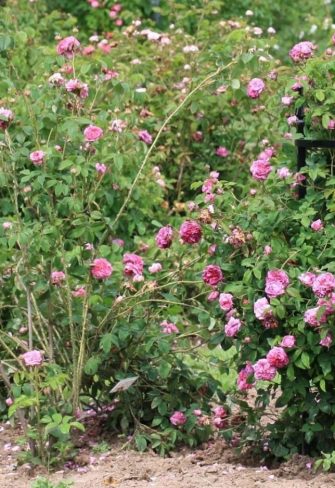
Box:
left=158, top=361, right=172, bottom=379
left=135, top=435, right=147, bottom=452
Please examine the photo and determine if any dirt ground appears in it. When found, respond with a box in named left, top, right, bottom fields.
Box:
left=1, top=422, right=335, bottom=488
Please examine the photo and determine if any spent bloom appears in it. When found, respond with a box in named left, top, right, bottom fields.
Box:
left=289, top=41, right=315, bottom=62
left=179, top=220, right=202, bottom=244
left=266, top=347, right=289, bottom=369
left=0, top=107, right=14, bottom=130
left=247, top=78, right=265, bottom=99
left=65, top=79, right=89, bottom=99
left=30, top=150, right=45, bottom=166
left=277, top=167, right=292, bottom=179
left=253, top=359, right=277, bottom=381
left=91, top=258, right=113, bottom=280
left=51, top=271, right=66, bottom=285
left=149, top=262, right=162, bottom=273
left=123, top=253, right=144, bottom=279
left=84, top=125, right=103, bottom=142
left=48, top=72, right=65, bottom=86
left=56, top=36, right=80, bottom=58
left=170, top=411, right=187, bottom=426
left=138, top=130, right=152, bottom=145
left=22, top=350, right=44, bottom=367
left=202, top=265, right=224, bottom=286
left=155, top=226, right=173, bottom=249
left=160, top=320, right=179, bottom=334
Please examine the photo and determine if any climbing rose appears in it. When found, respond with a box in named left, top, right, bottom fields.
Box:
left=299, top=272, right=316, bottom=287
left=289, top=41, right=315, bottom=62
left=170, top=411, right=187, bottom=426
left=281, top=96, right=293, bottom=106
left=250, top=159, right=272, bottom=181
left=312, top=273, right=335, bottom=297
left=5, top=398, right=13, bottom=406
left=149, top=262, right=162, bottom=273
left=123, top=253, right=144, bottom=278
left=84, top=125, right=103, bottom=142
left=138, top=130, right=152, bottom=145
left=328, top=120, right=335, bottom=130
left=247, top=78, right=265, bottom=98
left=266, top=347, right=289, bottom=369
left=224, top=317, right=241, bottom=337
left=22, top=350, right=43, bottom=367
left=51, top=271, right=66, bottom=285
left=2, top=222, right=12, bottom=230
left=155, top=226, right=173, bottom=249
left=280, top=335, right=296, bottom=348
left=213, top=406, right=226, bottom=418
left=311, top=219, right=323, bottom=232
left=267, top=269, right=290, bottom=287
left=30, top=150, right=45, bottom=166
left=254, top=297, right=272, bottom=320
left=219, top=293, right=234, bottom=311
left=56, top=36, right=80, bottom=58
left=304, top=307, right=327, bottom=326
left=91, top=258, right=113, bottom=280
left=253, top=359, right=277, bottom=381
left=237, top=363, right=255, bottom=391
left=216, top=146, right=229, bottom=157
left=179, top=220, right=202, bottom=244
left=160, top=320, right=179, bottom=334
left=202, top=265, right=223, bottom=286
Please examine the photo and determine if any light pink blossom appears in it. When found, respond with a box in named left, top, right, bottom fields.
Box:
left=320, top=334, right=332, bottom=348
left=72, top=287, right=86, bottom=298
left=22, top=350, right=44, bottom=367
left=216, top=146, right=229, bottom=157
left=56, top=36, right=80, bottom=58
left=266, top=347, right=289, bottom=368
left=219, top=293, right=234, bottom=312
left=312, top=273, right=335, bottom=297
left=84, top=125, right=103, bottom=142
left=91, top=258, right=113, bottom=280
left=289, top=41, right=315, bottom=62
left=250, top=159, right=272, bottom=181
left=299, top=272, right=316, bottom=287
left=254, top=297, right=272, bottom=320
left=311, top=219, right=323, bottom=232
left=253, top=359, right=277, bottom=381
left=30, top=150, right=45, bottom=166
left=170, top=411, right=186, bottom=426
left=202, top=265, right=223, bottom=286
left=123, top=253, right=144, bottom=279
left=95, top=163, right=107, bottom=174
left=247, top=78, right=265, bottom=99
left=277, top=167, right=292, bottom=179
left=225, top=317, right=241, bottom=337
left=149, top=262, right=162, bottom=273
left=304, top=306, right=327, bottom=326
left=51, top=271, right=66, bottom=285
left=160, top=320, right=179, bottom=334
left=280, top=335, right=296, bottom=348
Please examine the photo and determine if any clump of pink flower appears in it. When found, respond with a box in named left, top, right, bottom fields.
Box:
left=149, top=262, right=162, bottom=273
left=265, top=269, right=289, bottom=298
left=289, top=41, right=315, bottom=62
left=216, top=146, right=229, bottom=157
left=170, top=411, right=186, bottom=426
left=320, top=334, right=332, bottom=348
left=312, top=272, right=335, bottom=297
left=138, top=130, right=152, bottom=145
left=91, top=258, right=113, bottom=280
left=202, top=265, right=223, bottom=287
left=250, top=159, right=272, bottom=181
left=237, top=363, right=255, bottom=391
left=179, top=220, right=202, bottom=244
left=84, top=125, right=103, bottom=142
left=299, top=272, right=316, bottom=287
left=253, top=359, right=277, bottom=381
left=225, top=317, right=241, bottom=337
left=280, top=335, right=296, bottom=349
left=254, top=297, right=272, bottom=320
left=247, top=78, right=265, bottom=99
left=219, top=293, right=234, bottom=311
left=72, top=287, right=86, bottom=298
left=311, top=219, right=323, bottom=232
left=95, top=163, right=107, bottom=175
left=65, top=79, right=89, bottom=99
left=0, top=108, right=14, bottom=130
left=160, top=320, right=179, bottom=334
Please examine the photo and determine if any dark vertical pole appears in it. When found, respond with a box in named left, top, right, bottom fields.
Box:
left=296, top=88, right=307, bottom=198
left=151, top=0, right=161, bottom=24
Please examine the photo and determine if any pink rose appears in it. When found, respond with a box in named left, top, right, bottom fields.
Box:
left=289, top=41, right=315, bottom=62
left=250, top=159, right=272, bottom=181
left=2, top=222, right=12, bottom=230
left=84, top=125, right=103, bottom=142
left=281, top=96, right=293, bottom=106
left=304, top=306, right=327, bottom=326
left=266, top=347, right=289, bottom=369
left=277, top=167, right=292, bottom=179
left=91, top=258, right=113, bottom=280
left=170, top=411, right=186, bottom=426
left=264, top=245, right=272, bottom=256
left=208, top=291, right=220, bottom=302
left=320, top=334, right=332, bottom=348
left=280, top=335, right=296, bottom=348
left=311, top=219, right=323, bottom=232
left=72, top=287, right=86, bottom=298
left=123, top=253, right=144, bottom=279
left=247, top=78, right=265, bottom=99
left=328, top=120, right=335, bottom=130
left=224, top=316, right=241, bottom=337
left=287, top=115, right=298, bottom=126
left=253, top=359, right=277, bottom=381
left=202, top=265, right=223, bottom=286
left=299, top=272, right=316, bottom=287
left=179, top=220, right=202, bottom=244
left=138, top=130, right=153, bottom=145
left=148, top=262, right=162, bottom=273
left=216, top=146, right=229, bottom=157
left=56, top=36, right=80, bottom=58
left=160, top=320, right=179, bottom=334
left=219, top=293, right=234, bottom=312
left=212, top=417, right=226, bottom=429
left=254, top=297, right=272, bottom=320
left=5, top=398, right=13, bottom=406
left=312, top=273, right=335, bottom=297
left=95, top=163, right=107, bottom=174
left=0, top=107, right=14, bottom=130
left=267, top=269, right=290, bottom=287
left=237, top=363, right=255, bottom=391
left=155, top=226, right=173, bottom=249
left=51, top=271, right=66, bottom=285
left=22, top=350, right=44, bottom=367
left=30, top=150, right=45, bottom=166
left=265, top=281, right=285, bottom=298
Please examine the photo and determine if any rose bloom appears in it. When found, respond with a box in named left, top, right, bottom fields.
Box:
left=155, top=225, right=173, bottom=249
left=30, top=150, right=45, bottom=166
left=95, top=163, right=107, bottom=174
left=160, top=320, right=179, bottom=334
left=138, top=130, right=152, bottom=145
left=22, top=350, right=44, bottom=367
left=266, top=347, right=289, bottom=369
left=51, top=271, right=66, bottom=285
left=320, top=334, right=332, bottom=348
left=253, top=359, right=277, bottom=381
left=216, top=146, right=229, bottom=157
left=280, top=335, right=296, bottom=348
left=213, top=406, right=226, bottom=418
left=225, top=316, right=241, bottom=337
left=311, top=219, right=323, bottom=232
left=179, top=220, right=202, bottom=244
left=208, top=290, right=219, bottom=302
left=170, top=411, right=187, bottom=426
left=84, top=125, right=103, bottom=142
left=48, top=72, right=65, bottom=86
left=250, top=159, right=272, bottom=181
left=3, top=222, right=12, bottom=230
left=267, top=269, right=290, bottom=287
left=91, top=258, right=113, bottom=280
left=5, top=398, right=13, bottom=407
left=287, top=115, right=298, bottom=126
left=312, top=272, right=335, bottom=297
left=237, top=363, right=255, bottom=391
left=289, top=41, right=315, bottom=62
left=219, top=293, right=234, bottom=311
left=56, top=36, right=80, bottom=58
left=304, top=306, right=327, bottom=326
left=265, top=280, right=285, bottom=298
left=254, top=297, right=272, bottom=320
left=202, top=265, right=223, bottom=286
left=123, top=253, right=144, bottom=278
left=264, top=245, right=272, bottom=256
left=149, top=262, right=162, bottom=273
left=281, top=96, right=293, bottom=106
left=72, top=287, right=86, bottom=298
left=0, top=107, right=14, bottom=130
left=247, top=78, right=265, bottom=99
left=277, top=167, right=292, bottom=179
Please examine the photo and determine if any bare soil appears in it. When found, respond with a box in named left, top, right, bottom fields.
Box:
left=1, top=422, right=334, bottom=488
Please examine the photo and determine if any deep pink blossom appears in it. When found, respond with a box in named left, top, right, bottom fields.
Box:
left=51, top=271, right=66, bottom=285
left=311, top=219, right=323, bottom=232
left=160, top=320, right=179, bottom=334
left=123, top=253, right=144, bottom=278
left=84, top=125, right=103, bottom=142
left=250, top=159, right=272, bottom=181
left=299, top=272, right=316, bottom=287
left=266, top=347, right=289, bottom=369
left=216, top=146, right=229, bottom=157
left=72, top=287, right=86, bottom=298
left=253, top=359, right=277, bottom=381
left=320, top=334, right=332, bottom=348
left=202, top=265, right=223, bottom=286
left=56, top=36, right=80, bottom=58
left=91, top=258, right=113, bottom=280
left=237, top=363, right=255, bottom=391
left=138, top=130, right=152, bottom=145
left=170, top=411, right=186, bottom=426
left=179, top=220, right=202, bottom=244
left=155, top=226, right=173, bottom=249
